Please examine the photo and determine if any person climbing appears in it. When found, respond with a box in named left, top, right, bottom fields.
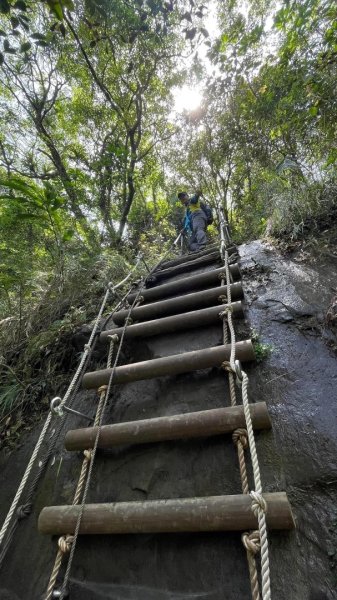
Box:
left=178, top=190, right=210, bottom=253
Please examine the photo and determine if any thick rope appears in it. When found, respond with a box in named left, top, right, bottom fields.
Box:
left=45, top=341, right=115, bottom=599
left=222, top=245, right=271, bottom=599
left=0, top=412, right=53, bottom=548
left=241, top=372, right=271, bottom=600
left=45, top=239, right=183, bottom=599
left=242, top=531, right=261, bottom=600
left=0, top=262, right=143, bottom=551
left=0, top=336, right=98, bottom=570
left=57, top=288, right=145, bottom=600
left=220, top=243, right=263, bottom=600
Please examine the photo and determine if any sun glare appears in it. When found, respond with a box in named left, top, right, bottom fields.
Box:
left=174, top=86, right=203, bottom=113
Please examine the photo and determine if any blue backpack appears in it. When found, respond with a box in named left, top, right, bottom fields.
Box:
left=201, top=202, right=214, bottom=225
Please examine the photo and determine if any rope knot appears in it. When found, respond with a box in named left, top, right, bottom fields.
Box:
left=84, top=343, right=91, bottom=352
left=97, top=384, right=108, bottom=395
left=83, top=449, right=92, bottom=461
left=218, top=294, right=227, bottom=304
left=17, top=503, right=32, bottom=520
left=232, top=428, right=248, bottom=449
left=218, top=272, right=226, bottom=280
left=242, top=530, right=261, bottom=555
left=108, top=334, right=119, bottom=343
left=219, top=305, right=233, bottom=319
left=250, top=491, right=267, bottom=516
left=221, top=360, right=235, bottom=373
left=58, top=534, right=74, bottom=554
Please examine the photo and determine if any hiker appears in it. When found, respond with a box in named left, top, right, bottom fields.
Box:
left=178, top=190, right=211, bottom=253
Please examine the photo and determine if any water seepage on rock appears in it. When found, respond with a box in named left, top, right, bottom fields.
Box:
left=1, top=239, right=337, bottom=600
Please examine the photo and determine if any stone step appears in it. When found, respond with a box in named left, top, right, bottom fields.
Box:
left=127, top=264, right=241, bottom=304
left=82, top=340, right=255, bottom=389
left=64, top=402, right=271, bottom=451
left=38, top=492, right=295, bottom=535
left=113, top=282, right=243, bottom=326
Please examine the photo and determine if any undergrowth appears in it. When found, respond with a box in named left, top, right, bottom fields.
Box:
left=0, top=248, right=144, bottom=449
left=251, top=330, right=274, bottom=363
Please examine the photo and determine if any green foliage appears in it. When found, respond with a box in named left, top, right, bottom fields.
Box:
left=165, top=0, right=337, bottom=241
left=251, top=330, right=273, bottom=363
left=0, top=382, right=22, bottom=418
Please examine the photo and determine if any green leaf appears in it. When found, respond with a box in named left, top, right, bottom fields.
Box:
left=30, top=33, right=46, bottom=40
left=181, top=12, right=192, bottom=23
left=18, top=16, right=29, bottom=31
left=20, top=41, right=31, bottom=52
left=0, top=0, right=10, bottom=15
left=13, top=1, right=27, bottom=10
left=62, top=0, right=74, bottom=8
left=10, top=16, right=20, bottom=29
left=46, top=0, right=64, bottom=21
left=309, top=105, right=318, bottom=116
left=62, top=228, right=75, bottom=241
left=185, top=27, right=197, bottom=40
left=35, top=40, right=49, bottom=47
left=325, top=149, right=337, bottom=167
left=3, top=38, right=16, bottom=53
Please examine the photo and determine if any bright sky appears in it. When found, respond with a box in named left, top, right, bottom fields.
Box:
left=173, top=0, right=220, bottom=113
left=172, top=1, right=277, bottom=114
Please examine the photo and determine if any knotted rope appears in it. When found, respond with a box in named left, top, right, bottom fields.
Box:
left=45, top=236, right=184, bottom=600
left=219, top=242, right=271, bottom=600
left=0, top=258, right=155, bottom=589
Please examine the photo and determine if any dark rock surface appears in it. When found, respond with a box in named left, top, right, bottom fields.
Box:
left=0, top=241, right=337, bottom=600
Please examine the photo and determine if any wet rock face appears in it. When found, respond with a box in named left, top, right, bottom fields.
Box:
left=1, top=240, right=337, bottom=600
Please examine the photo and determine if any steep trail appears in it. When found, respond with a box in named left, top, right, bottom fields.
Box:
left=0, top=237, right=336, bottom=599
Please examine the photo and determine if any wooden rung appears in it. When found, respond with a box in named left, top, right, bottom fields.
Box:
left=157, top=244, right=237, bottom=271
left=127, top=264, right=241, bottom=304
left=149, top=252, right=223, bottom=282
left=82, top=340, right=255, bottom=389
left=113, top=283, right=243, bottom=326
left=38, top=493, right=295, bottom=535
left=101, top=302, right=244, bottom=342
left=64, top=402, right=271, bottom=451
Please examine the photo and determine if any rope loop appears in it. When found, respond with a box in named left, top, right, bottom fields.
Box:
left=250, top=491, right=268, bottom=517
left=221, top=360, right=235, bottom=373
left=16, top=503, right=32, bottom=520
left=83, top=449, right=92, bottom=462
left=242, top=530, right=261, bottom=556
left=219, top=305, right=233, bottom=319
left=50, top=397, right=63, bottom=418
left=234, top=359, right=243, bottom=385
left=108, top=334, right=119, bottom=343
left=97, top=385, right=108, bottom=395
left=58, top=535, right=74, bottom=554
left=232, top=428, right=249, bottom=449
